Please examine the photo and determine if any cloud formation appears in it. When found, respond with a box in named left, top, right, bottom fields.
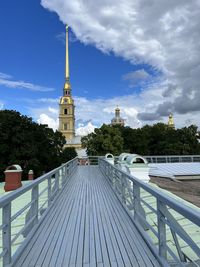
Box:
left=76, top=121, right=96, bottom=136
left=0, top=102, right=4, bottom=110
left=122, top=69, right=151, bottom=88
left=41, top=0, right=200, bottom=120
left=37, top=113, right=59, bottom=131
left=0, top=71, right=55, bottom=92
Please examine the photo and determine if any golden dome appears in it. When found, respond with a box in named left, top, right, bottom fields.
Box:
left=64, top=82, right=71, bottom=90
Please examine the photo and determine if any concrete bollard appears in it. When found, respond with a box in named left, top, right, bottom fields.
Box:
left=105, top=153, right=114, bottom=165
left=28, top=170, right=34, bottom=180
left=125, top=154, right=150, bottom=183
left=4, top=165, right=22, bottom=191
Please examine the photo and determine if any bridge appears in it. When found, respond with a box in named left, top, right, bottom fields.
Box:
left=0, top=157, right=200, bottom=267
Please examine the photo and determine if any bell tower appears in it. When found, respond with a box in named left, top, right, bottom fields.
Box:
left=168, top=113, right=175, bottom=129
left=59, top=25, right=75, bottom=141
left=111, top=107, right=125, bottom=126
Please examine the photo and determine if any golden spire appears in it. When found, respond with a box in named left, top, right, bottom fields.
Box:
left=64, top=25, right=71, bottom=94
left=65, top=25, right=69, bottom=81
left=168, top=113, right=175, bottom=129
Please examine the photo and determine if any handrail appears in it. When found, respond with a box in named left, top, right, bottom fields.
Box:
left=77, top=156, right=103, bottom=166
left=99, top=158, right=200, bottom=266
left=144, top=155, right=200, bottom=163
left=0, top=157, right=78, bottom=267
left=0, top=157, right=77, bottom=208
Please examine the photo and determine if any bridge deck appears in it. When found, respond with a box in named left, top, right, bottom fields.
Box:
left=16, top=166, right=160, bottom=267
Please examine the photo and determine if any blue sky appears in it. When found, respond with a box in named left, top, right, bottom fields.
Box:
left=0, top=0, right=199, bottom=134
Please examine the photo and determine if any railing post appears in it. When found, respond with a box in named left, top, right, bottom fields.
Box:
left=61, top=167, right=66, bottom=186
left=31, top=184, right=39, bottom=225
left=133, top=183, right=140, bottom=223
left=66, top=164, right=69, bottom=178
left=157, top=200, right=167, bottom=259
left=61, top=164, right=65, bottom=186
left=121, top=174, right=126, bottom=204
left=48, top=176, right=52, bottom=206
left=112, top=167, right=116, bottom=187
left=2, top=203, right=11, bottom=266
left=55, top=172, right=59, bottom=193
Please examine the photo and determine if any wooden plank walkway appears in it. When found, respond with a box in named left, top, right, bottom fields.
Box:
left=16, top=166, right=160, bottom=267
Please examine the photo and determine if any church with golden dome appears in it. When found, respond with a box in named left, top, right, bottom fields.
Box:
left=111, top=107, right=125, bottom=126
left=167, top=113, right=175, bottom=129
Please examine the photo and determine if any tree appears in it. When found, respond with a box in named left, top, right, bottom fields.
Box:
left=81, top=122, right=200, bottom=157
left=81, top=124, right=123, bottom=155
left=61, top=147, right=77, bottom=163
left=0, top=110, right=66, bottom=181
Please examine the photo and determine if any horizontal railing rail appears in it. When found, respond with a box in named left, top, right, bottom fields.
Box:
left=144, top=155, right=200, bottom=163
left=0, top=157, right=78, bottom=267
left=78, top=156, right=102, bottom=166
left=99, top=158, right=200, bottom=267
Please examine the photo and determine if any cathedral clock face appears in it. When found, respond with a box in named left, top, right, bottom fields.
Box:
left=64, top=98, right=68, bottom=103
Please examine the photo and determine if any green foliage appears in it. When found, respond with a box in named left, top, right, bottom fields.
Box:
left=81, top=123, right=200, bottom=156
left=81, top=124, right=123, bottom=155
left=0, top=110, right=67, bottom=181
left=61, top=147, right=77, bottom=163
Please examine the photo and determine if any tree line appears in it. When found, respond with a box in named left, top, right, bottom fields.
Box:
left=0, top=110, right=77, bottom=181
left=81, top=123, right=200, bottom=156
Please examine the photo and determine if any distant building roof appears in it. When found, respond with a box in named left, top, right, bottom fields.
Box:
left=77, top=148, right=87, bottom=157
left=149, top=163, right=200, bottom=179
left=66, top=135, right=82, bottom=145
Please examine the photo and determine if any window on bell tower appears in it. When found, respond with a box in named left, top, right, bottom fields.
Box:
left=65, top=91, right=70, bottom=95
left=63, top=123, right=68, bottom=130
left=64, top=109, right=68, bottom=114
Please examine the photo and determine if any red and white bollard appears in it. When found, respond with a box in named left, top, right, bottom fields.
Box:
left=28, top=170, right=34, bottom=180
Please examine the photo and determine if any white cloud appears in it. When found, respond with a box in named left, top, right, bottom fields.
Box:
left=37, top=98, right=59, bottom=103
left=0, top=102, right=4, bottom=110
left=0, top=71, right=55, bottom=92
left=56, top=31, right=77, bottom=44
left=41, top=0, right=200, bottom=119
left=48, top=107, right=58, bottom=114
left=0, top=72, right=12, bottom=79
left=30, top=87, right=200, bottom=135
left=37, top=113, right=59, bottom=131
left=122, top=69, right=152, bottom=88
left=76, top=121, right=96, bottom=136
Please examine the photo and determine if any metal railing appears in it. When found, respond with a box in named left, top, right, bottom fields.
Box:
left=99, top=158, right=200, bottom=267
left=0, top=157, right=78, bottom=267
left=145, top=155, right=200, bottom=163
left=78, top=156, right=101, bottom=166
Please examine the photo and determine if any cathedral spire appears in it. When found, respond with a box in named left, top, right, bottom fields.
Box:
left=64, top=25, right=71, bottom=95
left=65, top=25, right=69, bottom=81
